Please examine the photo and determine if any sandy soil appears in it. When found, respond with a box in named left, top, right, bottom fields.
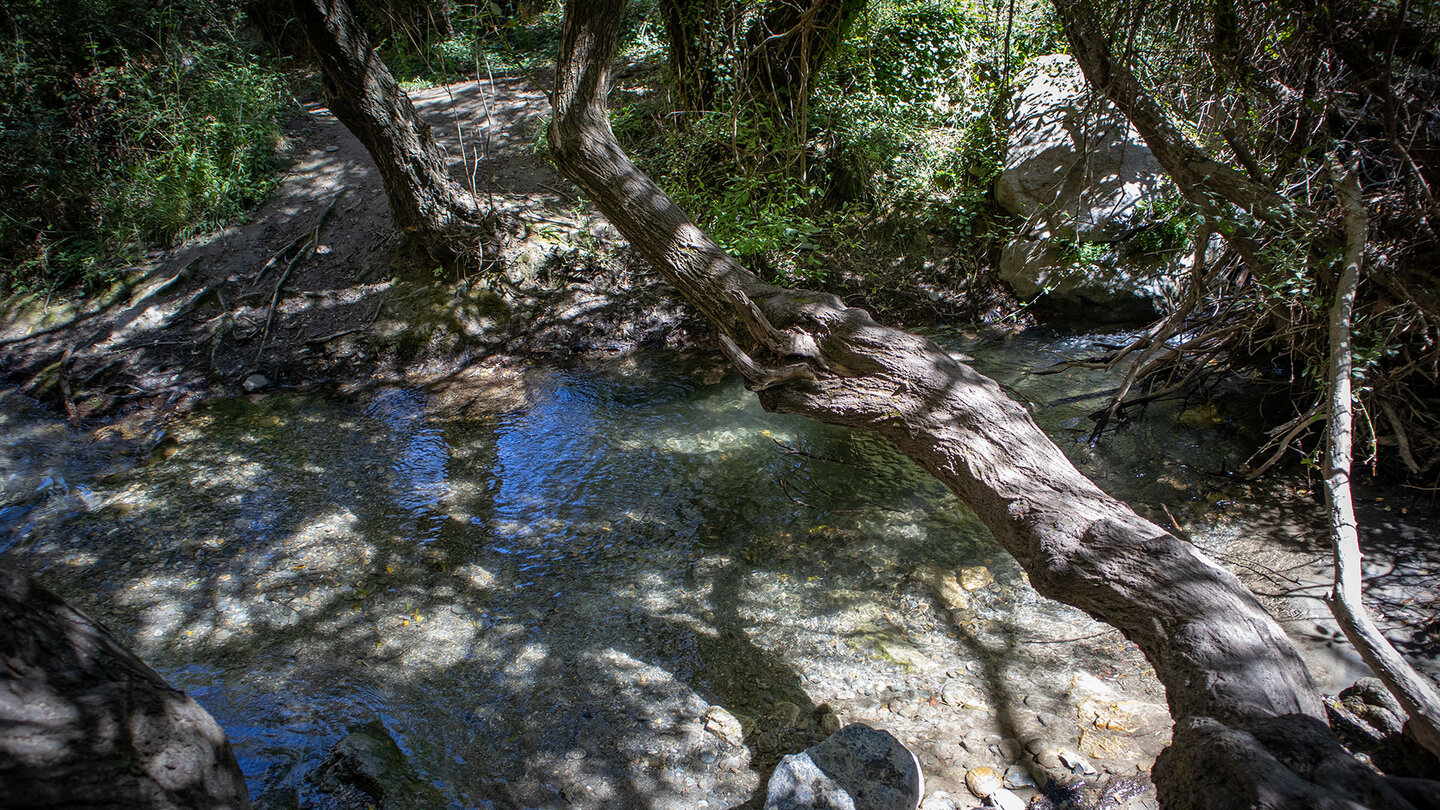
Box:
left=0, top=71, right=701, bottom=429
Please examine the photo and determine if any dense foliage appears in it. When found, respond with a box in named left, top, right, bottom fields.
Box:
left=616, top=0, right=1061, bottom=287
left=1056, top=0, right=1440, bottom=482
left=0, top=0, right=292, bottom=293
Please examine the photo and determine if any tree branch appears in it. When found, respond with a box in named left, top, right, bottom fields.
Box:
left=1323, top=153, right=1440, bottom=759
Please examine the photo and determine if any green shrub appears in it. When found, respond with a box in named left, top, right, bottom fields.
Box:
left=614, top=0, right=1064, bottom=286
left=1, top=0, right=292, bottom=293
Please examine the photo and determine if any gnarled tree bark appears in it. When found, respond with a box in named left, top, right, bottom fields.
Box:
left=290, top=0, right=488, bottom=254
left=550, top=1, right=1440, bottom=806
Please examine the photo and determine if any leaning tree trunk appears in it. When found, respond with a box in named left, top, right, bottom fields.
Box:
left=550, top=1, right=1440, bottom=807
left=292, top=0, right=485, bottom=253
left=1323, top=155, right=1440, bottom=759
left=1052, top=0, right=1300, bottom=261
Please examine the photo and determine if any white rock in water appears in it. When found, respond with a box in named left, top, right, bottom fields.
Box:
left=986, top=787, right=1026, bottom=810
left=704, top=706, right=745, bottom=747
left=243, top=373, right=270, bottom=392
left=765, top=723, right=922, bottom=810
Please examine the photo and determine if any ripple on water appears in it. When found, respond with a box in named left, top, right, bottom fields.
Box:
left=5, top=340, right=1396, bottom=808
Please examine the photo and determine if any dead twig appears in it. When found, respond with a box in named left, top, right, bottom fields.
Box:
left=776, top=475, right=816, bottom=510
left=1245, top=402, right=1325, bottom=480
left=254, top=193, right=341, bottom=361
left=57, top=347, right=78, bottom=425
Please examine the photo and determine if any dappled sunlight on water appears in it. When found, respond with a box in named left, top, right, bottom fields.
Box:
left=4, top=338, right=1432, bottom=807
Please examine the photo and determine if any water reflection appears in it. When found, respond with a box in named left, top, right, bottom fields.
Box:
left=5, top=339, right=1399, bottom=808
left=366, top=388, right=452, bottom=542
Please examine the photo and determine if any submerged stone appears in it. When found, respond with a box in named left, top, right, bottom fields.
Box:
left=765, top=723, right=922, bottom=810
left=959, top=566, right=994, bottom=591
left=309, top=720, right=445, bottom=810
left=965, top=765, right=1003, bottom=798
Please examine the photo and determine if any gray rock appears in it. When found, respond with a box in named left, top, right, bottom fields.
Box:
left=1003, top=765, right=1037, bottom=790
left=995, top=54, right=1182, bottom=320
left=765, top=723, right=923, bottom=810
left=997, top=239, right=1178, bottom=321
left=243, top=373, right=271, bottom=392
left=0, top=566, right=249, bottom=809
left=309, top=720, right=445, bottom=810
left=996, top=55, right=1165, bottom=241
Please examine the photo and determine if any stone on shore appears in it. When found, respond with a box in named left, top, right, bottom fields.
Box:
left=0, top=566, right=249, bottom=809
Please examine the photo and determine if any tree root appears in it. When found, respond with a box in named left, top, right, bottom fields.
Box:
left=1155, top=714, right=1440, bottom=810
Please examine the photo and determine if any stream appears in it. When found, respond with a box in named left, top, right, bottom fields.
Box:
left=2, top=328, right=1435, bottom=809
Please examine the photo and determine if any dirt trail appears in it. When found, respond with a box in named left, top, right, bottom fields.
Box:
left=0, top=72, right=692, bottom=428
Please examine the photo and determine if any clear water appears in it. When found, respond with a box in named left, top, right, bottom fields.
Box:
left=5, top=332, right=1424, bottom=807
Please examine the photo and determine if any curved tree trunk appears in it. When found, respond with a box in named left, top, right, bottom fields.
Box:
left=550, top=1, right=1440, bottom=806
left=291, top=0, right=486, bottom=254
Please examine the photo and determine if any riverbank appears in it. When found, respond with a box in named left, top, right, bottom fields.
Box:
left=0, top=70, right=1018, bottom=439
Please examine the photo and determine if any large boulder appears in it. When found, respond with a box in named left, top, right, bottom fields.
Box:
left=765, top=723, right=923, bottom=810
left=995, top=54, right=1181, bottom=320
left=996, top=239, right=1182, bottom=322
left=0, top=566, right=249, bottom=809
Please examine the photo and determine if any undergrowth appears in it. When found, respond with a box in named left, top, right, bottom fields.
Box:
left=1, top=0, right=293, bottom=295
left=373, top=1, right=664, bottom=87
left=613, top=0, right=1062, bottom=291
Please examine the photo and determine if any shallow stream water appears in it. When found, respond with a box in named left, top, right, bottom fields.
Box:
left=2, top=328, right=1435, bottom=809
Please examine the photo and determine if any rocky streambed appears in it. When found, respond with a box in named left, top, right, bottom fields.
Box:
left=2, top=330, right=1435, bottom=809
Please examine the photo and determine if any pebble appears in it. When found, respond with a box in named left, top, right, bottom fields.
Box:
left=986, top=787, right=1026, bottom=810
left=703, top=707, right=744, bottom=747
left=920, top=790, right=959, bottom=810
left=771, top=700, right=803, bottom=727
left=242, top=374, right=270, bottom=392
left=941, top=680, right=982, bottom=708
left=959, top=566, right=994, bottom=590
left=1059, top=748, right=1098, bottom=776
left=1003, top=765, right=1036, bottom=790
left=965, top=766, right=1002, bottom=798
left=756, top=730, right=779, bottom=753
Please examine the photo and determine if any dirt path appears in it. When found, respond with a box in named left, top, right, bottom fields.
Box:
left=0, top=72, right=695, bottom=429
